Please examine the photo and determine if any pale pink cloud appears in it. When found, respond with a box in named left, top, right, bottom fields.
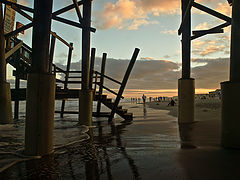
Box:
left=194, top=22, right=211, bottom=30
left=160, top=29, right=177, bottom=35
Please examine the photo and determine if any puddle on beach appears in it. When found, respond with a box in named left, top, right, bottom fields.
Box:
left=0, top=101, right=185, bottom=179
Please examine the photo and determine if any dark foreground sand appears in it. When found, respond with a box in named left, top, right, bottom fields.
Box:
left=1, top=100, right=240, bottom=179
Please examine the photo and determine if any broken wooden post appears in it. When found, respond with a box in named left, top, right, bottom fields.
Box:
left=221, top=0, right=240, bottom=148
left=60, top=42, right=73, bottom=118
left=97, top=53, right=107, bottom=116
left=14, top=74, right=20, bottom=119
left=25, top=0, right=55, bottom=156
left=14, top=46, right=21, bottom=120
left=178, top=0, right=195, bottom=124
left=89, top=48, right=96, bottom=90
left=108, top=48, right=140, bottom=122
left=79, top=0, right=93, bottom=126
left=49, top=33, right=56, bottom=73
left=0, top=2, right=13, bottom=124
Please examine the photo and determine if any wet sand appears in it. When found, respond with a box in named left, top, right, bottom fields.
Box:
left=1, top=101, right=240, bottom=179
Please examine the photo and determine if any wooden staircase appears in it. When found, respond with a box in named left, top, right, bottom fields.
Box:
left=8, top=37, right=139, bottom=122
left=11, top=88, right=133, bottom=120
left=96, top=94, right=133, bottom=120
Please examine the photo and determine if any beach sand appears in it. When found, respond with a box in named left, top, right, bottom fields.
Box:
left=146, top=98, right=221, bottom=147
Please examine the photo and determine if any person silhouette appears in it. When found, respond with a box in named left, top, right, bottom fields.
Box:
left=142, top=94, right=146, bottom=104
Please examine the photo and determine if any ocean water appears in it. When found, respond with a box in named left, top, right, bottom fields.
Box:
left=0, top=100, right=180, bottom=179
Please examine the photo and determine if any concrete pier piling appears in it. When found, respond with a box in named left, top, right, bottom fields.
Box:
left=24, top=0, right=55, bottom=156
left=79, top=0, right=93, bottom=126
left=178, top=78, right=195, bottom=123
left=221, top=0, right=240, bottom=148
left=25, top=74, right=55, bottom=155
left=178, top=0, right=195, bottom=124
left=0, top=3, right=13, bottom=124
left=79, top=89, right=93, bottom=126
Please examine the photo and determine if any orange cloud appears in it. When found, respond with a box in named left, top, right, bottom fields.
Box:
left=95, top=0, right=180, bottom=30
left=215, top=2, right=231, bottom=16
left=199, top=44, right=225, bottom=56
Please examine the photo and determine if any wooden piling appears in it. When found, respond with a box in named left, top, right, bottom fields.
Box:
left=60, top=42, right=73, bottom=118
left=178, top=0, right=195, bottom=124
left=49, top=34, right=56, bottom=73
left=181, top=0, right=191, bottom=79
left=221, top=0, right=240, bottom=148
left=89, top=48, right=96, bottom=90
left=0, top=3, right=13, bottom=124
left=0, top=3, right=6, bottom=82
left=78, top=0, right=93, bottom=125
left=97, top=53, right=107, bottom=115
left=81, top=0, right=92, bottom=90
left=25, top=0, right=55, bottom=156
left=230, top=0, right=240, bottom=82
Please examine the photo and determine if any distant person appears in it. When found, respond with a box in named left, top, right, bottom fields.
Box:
left=168, top=98, right=176, bottom=106
left=218, top=91, right=221, bottom=99
left=142, top=94, right=146, bottom=104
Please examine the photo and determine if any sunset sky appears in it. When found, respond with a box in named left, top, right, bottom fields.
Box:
left=6, top=0, right=232, bottom=97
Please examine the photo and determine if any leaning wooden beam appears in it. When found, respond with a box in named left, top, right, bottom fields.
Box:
left=52, top=15, right=96, bottom=33
left=72, top=0, right=83, bottom=23
left=5, top=41, right=23, bottom=59
left=52, top=0, right=83, bottom=16
left=4, top=23, right=33, bottom=39
left=191, top=22, right=231, bottom=40
left=178, top=0, right=194, bottom=35
left=192, top=2, right=231, bottom=23
left=0, top=0, right=34, bottom=13
left=108, top=48, right=140, bottom=122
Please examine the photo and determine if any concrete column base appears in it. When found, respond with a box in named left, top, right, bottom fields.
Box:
left=221, top=81, right=240, bottom=148
left=0, top=82, right=13, bottom=124
left=79, top=89, right=93, bottom=126
left=178, top=78, right=195, bottom=124
left=25, top=73, right=56, bottom=156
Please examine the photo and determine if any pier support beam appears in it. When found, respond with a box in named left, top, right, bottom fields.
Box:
left=25, top=0, right=54, bottom=156
left=79, top=0, right=93, bottom=125
left=25, top=74, right=55, bottom=155
left=178, top=0, right=195, bottom=124
left=79, top=90, right=93, bottom=126
left=0, top=3, right=13, bottom=124
left=221, top=0, right=240, bottom=148
left=178, top=78, right=195, bottom=123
